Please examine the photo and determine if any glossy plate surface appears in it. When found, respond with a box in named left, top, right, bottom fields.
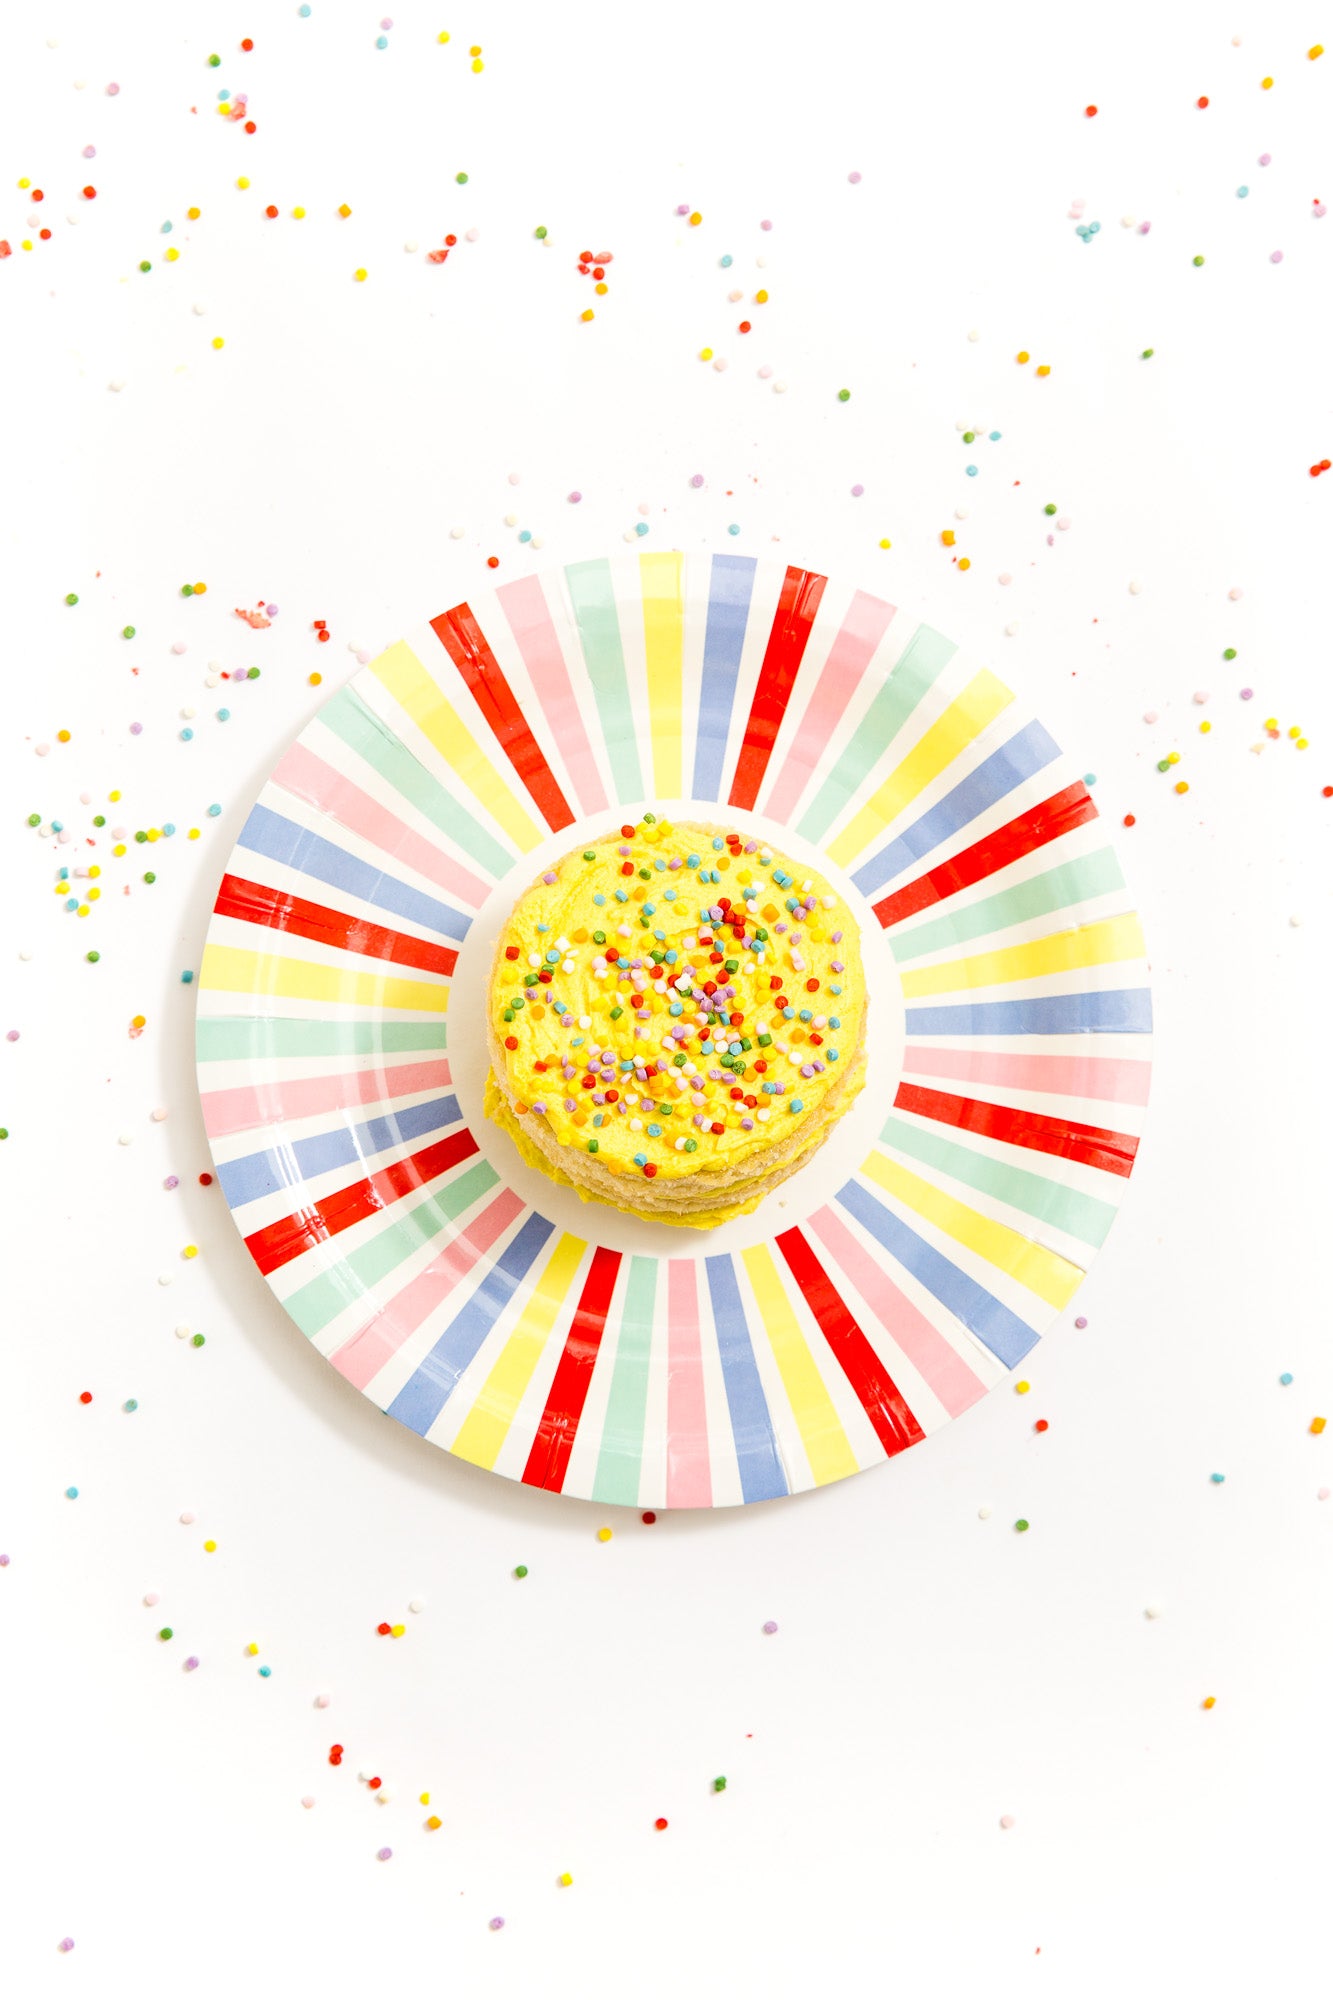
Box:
left=196, top=555, right=1151, bottom=1507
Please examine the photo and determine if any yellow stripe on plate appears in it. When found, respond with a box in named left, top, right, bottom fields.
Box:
left=899, top=912, right=1146, bottom=1000
left=741, top=1243, right=860, bottom=1486
left=371, top=639, right=542, bottom=852
left=199, top=943, right=449, bottom=1015
left=449, top=1233, right=588, bottom=1470
left=640, top=551, right=685, bottom=800
left=861, top=1149, right=1083, bottom=1310
left=827, top=668, right=1014, bottom=868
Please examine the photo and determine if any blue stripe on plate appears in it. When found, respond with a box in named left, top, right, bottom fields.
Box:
left=239, top=801, right=472, bottom=943
left=705, top=1253, right=788, bottom=1503
left=850, top=718, right=1061, bottom=897
left=386, top=1210, right=558, bottom=1437
left=216, top=1094, right=461, bottom=1209
left=691, top=555, right=758, bottom=802
left=904, top=988, right=1154, bottom=1038
left=837, top=1177, right=1039, bottom=1370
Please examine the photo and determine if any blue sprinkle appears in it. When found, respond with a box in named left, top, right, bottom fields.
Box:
left=720, top=254, right=733, bottom=267
left=375, top=33, right=388, bottom=48
left=181, top=970, right=194, bottom=984
left=180, top=728, right=194, bottom=741
left=593, top=892, right=605, bottom=906
left=647, top=1124, right=662, bottom=1137
left=727, top=523, right=740, bottom=536
left=1083, top=772, right=1097, bottom=788
left=161, top=221, right=173, bottom=234
left=829, top=1016, right=841, bottom=1029
left=216, top=707, right=230, bottom=721
left=1237, top=186, right=1249, bottom=198
left=299, top=3, right=312, bottom=14
left=634, top=521, right=649, bottom=537
left=259, top=1664, right=272, bottom=1677
left=518, top=529, right=532, bottom=543
left=65, top=1486, right=79, bottom=1499
left=207, top=803, right=222, bottom=817
left=163, top=823, right=175, bottom=837
left=789, top=1099, right=804, bottom=1114
left=1280, top=1372, right=1293, bottom=1385
left=218, top=88, right=230, bottom=101
left=827, top=1048, right=839, bottom=1061
left=798, top=1008, right=812, bottom=1023
left=989, top=430, right=1001, bottom=441
left=633, top=1152, right=647, bottom=1167
left=1209, top=1473, right=1226, bottom=1485
left=965, top=464, right=978, bottom=477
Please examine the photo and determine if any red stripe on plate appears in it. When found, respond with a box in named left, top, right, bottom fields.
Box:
left=893, top=1080, right=1140, bottom=1178
left=774, top=1226, right=925, bottom=1457
left=872, top=781, right=1097, bottom=931
left=727, top=566, right=828, bottom=811
left=430, top=602, right=575, bottom=831
left=244, top=1127, right=479, bottom=1278
left=214, top=873, right=458, bottom=978
left=521, top=1245, right=623, bottom=1492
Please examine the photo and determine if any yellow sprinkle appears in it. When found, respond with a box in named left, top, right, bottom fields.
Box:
left=204, top=1539, right=217, bottom=1553
left=188, top=828, right=200, bottom=840
left=212, top=336, right=225, bottom=350
left=1288, top=725, right=1301, bottom=738
left=878, top=537, right=892, bottom=549
left=113, top=843, right=127, bottom=857
left=1312, top=1416, right=1327, bottom=1434
left=1202, top=1696, right=1216, bottom=1709
left=89, top=866, right=101, bottom=879
left=147, top=828, right=161, bottom=843
left=940, top=529, right=956, bottom=547
left=594, top=281, right=608, bottom=294
left=699, top=347, right=713, bottom=360
left=338, top=203, right=352, bottom=218
left=354, top=268, right=368, bottom=281
left=131, top=1014, right=146, bottom=1028
left=469, top=43, right=481, bottom=54
left=164, top=247, right=179, bottom=262
left=580, top=308, right=594, bottom=321
left=426, top=1815, right=442, bottom=1830
left=438, top=31, right=451, bottom=43
left=1310, top=44, right=1324, bottom=59
left=1015, top=1380, right=1030, bottom=1395
left=1262, top=75, right=1274, bottom=88
left=419, top=1793, right=430, bottom=1805
left=245, top=1642, right=259, bottom=1656
left=1016, top=349, right=1030, bottom=364
left=1199, top=720, right=1211, bottom=733
left=236, top=177, right=250, bottom=190
left=77, top=905, right=91, bottom=918
left=558, top=1872, right=573, bottom=1886
left=187, top=206, right=201, bottom=219
left=20, top=241, right=32, bottom=252
left=957, top=557, right=971, bottom=571
left=1035, top=364, right=1051, bottom=377
left=471, top=57, right=483, bottom=71
left=596, top=1527, right=613, bottom=1542
left=1264, top=717, right=1277, bottom=730
left=1167, top=751, right=1181, bottom=766
left=57, top=730, right=71, bottom=743
left=309, top=671, right=323, bottom=685
left=391, top=1623, right=406, bottom=1637
left=1296, top=738, right=1309, bottom=750
left=18, top=177, right=30, bottom=189
left=86, top=889, right=100, bottom=903
left=108, top=790, right=121, bottom=802
left=1174, top=780, right=1189, bottom=794
left=182, top=1245, right=198, bottom=1260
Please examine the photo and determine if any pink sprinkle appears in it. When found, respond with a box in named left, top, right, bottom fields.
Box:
left=58, top=1938, right=75, bottom=1953
left=184, top=1655, right=199, bottom=1670
left=301, top=1795, right=316, bottom=1809
left=6, top=1030, right=17, bottom=1043
left=567, top=490, right=582, bottom=503
left=851, top=484, right=864, bottom=497
left=762, top=1620, right=778, bottom=1634
left=171, top=640, right=187, bottom=654
left=1193, top=690, right=1209, bottom=705
left=315, top=1692, right=332, bottom=1708
left=848, top=171, right=862, bottom=184
left=377, top=1847, right=392, bottom=1861
left=1138, top=220, right=1152, bottom=234
left=1240, top=687, right=1253, bottom=700
left=129, top=722, right=143, bottom=735
left=489, top=1917, right=506, bottom=1931
left=143, top=1591, right=160, bottom=1606
left=1270, top=250, right=1284, bottom=263
left=999, top=1815, right=1016, bottom=1831
left=83, top=145, right=96, bottom=159
left=1318, top=1487, right=1330, bottom=1501
left=1315, top=203, right=1328, bottom=218
left=106, top=81, right=119, bottom=95
left=1228, top=587, right=1244, bottom=600
left=760, top=218, right=772, bottom=230
left=675, top=203, right=690, bottom=216
left=1259, top=153, right=1271, bottom=165
left=690, top=473, right=704, bottom=487
left=163, top=1175, right=179, bottom=1189
left=1143, top=710, right=1159, bottom=724
left=1074, top=1316, right=1088, bottom=1329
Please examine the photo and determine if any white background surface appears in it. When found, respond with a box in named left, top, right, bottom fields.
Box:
left=3, top=3, right=1331, bottom=1995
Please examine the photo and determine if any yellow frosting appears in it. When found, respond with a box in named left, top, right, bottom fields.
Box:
left=488, top=817, right=866, bottom=1193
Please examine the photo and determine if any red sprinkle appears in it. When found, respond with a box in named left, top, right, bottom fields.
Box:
left=1123, top=813, right=1136, bottom=826
left=83, top=185, right=97, bottom=199
left=486, top=556, right=500, bottom=568
left=642, top=1162, right=657, bottom=1177
left=1197, top=94, right=1209, bottom=108
left=1084, top=104, right=1098, bottom=117
left=620, top=824, right=635, bottom=838
left=1035, top=1419, right=1050, bottom=1433
left=504, top=945, right=520, bottom=960
left=654, top=1817, right=669, bottom=1830
left=241, top=37, right=254, bottom=51
left=79, top=1391, right=92, bottom=1405
left=376, top=1622, right=391, bottom=1635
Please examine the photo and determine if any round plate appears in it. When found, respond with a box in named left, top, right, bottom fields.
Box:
left=195, top=555, right=1151, bottom=1507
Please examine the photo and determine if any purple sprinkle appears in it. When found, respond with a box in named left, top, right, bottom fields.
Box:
left=265, top=603, right=279, bottom=617
left=848, top=171, right=862, bottom=184
left=1074, top=1316, right=1088, bottom=1330
left=541, top=870, right=557, bottom=884
left=1138, top=220, right=1152, bottom=235
left=762, top=1620, right=778, bottom=1634
left=675, top=203, right=690, bottom=216
left=377, top=1847, right=392, bottom=1861
left=1240, top=687, right=1253, bottom=700
left=163, top=1175, right=179, bottom=1190
left=489, top=1917, right=506, bottom=1931
left=1259, top=152, right=1271, bottom=166
left=800, top=1063, right=815, bottom=1079
left=0, top=1554, right=10, bottom=1567
left=567, top=490, right=582, bottom=503
left=130, top=721, right=143, bottom=735
left=830, top=930, right=843, bottom=944
left=58, top=1938, right=75, bottom=1953
left=83, top=145, right=96, bottom=159
left=850, top=483, right=864, bottom=497
left=1270, top=249, right=1284, bottom=263
left=690, top=473, right=704, bottom=488
left=830, top=959, right=845, bottom=974
left=184, top=1655, right=199, bottom=1670
left=740, top=1118, right=754, bottom=1131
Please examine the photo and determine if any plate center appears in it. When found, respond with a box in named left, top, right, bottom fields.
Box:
left=446, top=801, right=905, bottom=1257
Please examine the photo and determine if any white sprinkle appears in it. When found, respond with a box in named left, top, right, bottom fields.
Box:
left=118, top=1133, right=133, bottom=1147
left=408, top=1598, right=425, bottom=1614
left=109, top=378, right=126, bottom=392
left=179, top=1510, right=197, bottom=1526
left=175, top=1324, right=191, bottom=1339
left=1193, top=690, right=1209, bottom=705
left=404, top=239, right=418, bottom=252
left=1228, top=586, right=1244, bottom=601
left=450, top=526, right=465, bottom=539
left=301, top=1796, right=316, bottom=1809
left=967, top=328, right=980, bottom=342
left=1128, top=579, right=1143, bottom=595
left=1144, top=1603, right=1163, bottom=1620
left=977, top=1503, right=992, bottom=1520
left=1004, top=621, right=1020, bottom=637
left=1289, top=914, right=1303, bottom=928
left=773, top=380, right=788, bottom=394
left=504, top=513, right=518, bottom=527
left=192, top=302, right=207, bottom=316
left=143, top=1591, right=160, bottom=1606
left=998, top=572, right=1012, bottom=586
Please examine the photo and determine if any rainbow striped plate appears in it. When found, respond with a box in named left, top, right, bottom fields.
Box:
left=196, top=555, right=1151, bottom=1508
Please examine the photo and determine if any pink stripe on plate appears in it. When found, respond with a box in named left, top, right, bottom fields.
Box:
left=497, top=575, right=609, bottom=818
left=901, top=1044, right=1152, bottom=1107
left=762, top=591, right=897, bottom=824
left=272, top=741, right=492, bottom=909
left=808, top=1206, right=986, bottom=1420
left=201, top=1058, right=452, bottom=1141
left=330, top=1187, right=526, bottom=1392
left=665, top=1260, right=712, bottom=1508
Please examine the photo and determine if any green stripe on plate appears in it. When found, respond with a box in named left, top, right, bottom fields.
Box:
left=797, top=622, right=958, bottom=845
left=879, top=1113, right=1116, bottom=1251
left=564, top=559, right=645, bottom=805
left=590, top=1256, right=658, bottom=1505
left=196, top=1017, right=445, bottom=1063
left=890, top=848, right=1126, bottom=964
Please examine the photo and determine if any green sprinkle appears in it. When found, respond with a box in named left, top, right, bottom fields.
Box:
left=1014, top=1518, right=1030, bottom=1534
left=85, top=951, right=100, bottom=964
left=713, top=1776, right=727, bottom=1792
left=191, top=1333, right=205, bottom=1347
left=158, top=1627, right=173, bottom=1641
left=65, top=592, right=79, bottom=606
left=123, top=1399, right=138, bottom=1413
left=609, top=1006, right=623, bottom=1020
left=181, top=583, right=194, bottom=597
left=587, top=1140, right=599, bottom=1154
left=963, top=430, right=975, bottom=443
left=593, top=929, right=606, bottom=943
left=1223, top=647, right=1237, bottom=660
left=757, top=1032, right=772, bottom=1047
left=456, top=171, right=469, bottom=184
left=27, top=813, right=40, bottom=827
left=139, top=261, right=151, bottom=273
left=93, top=815, right=105, bottom=827
left=143, top=872, right=156, bottom=884
left=582, top=850, right=596, bottom=861
left=684, top=1138, right=698, bottom=1152
left=1140, top=348, right=1154, bottom=359
left=1043, top=502, right=1057, bottom=516
left=247, top=666, right=260, bottom=679
left=122, top=625, right=136, bottom=637
left=534, top=226, right=547, bottom=239
left=514, top=1564, right=529, bottom=1578
left=208, top=53, right=221, bottom=66
left=1192, top=254, right=1205, bottom=267
left=837, top=388, right=850, bottom=402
